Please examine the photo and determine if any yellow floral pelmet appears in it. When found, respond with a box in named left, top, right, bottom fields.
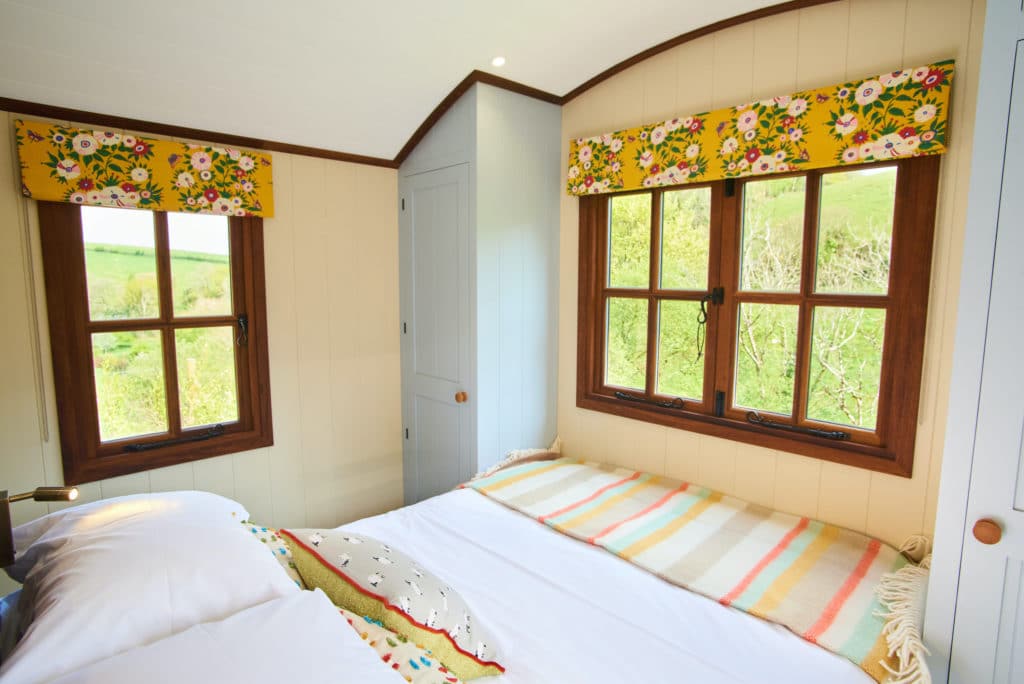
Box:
left=566, top=60, right=954, bottom=196
left=15, top=119, right=275, bottom=217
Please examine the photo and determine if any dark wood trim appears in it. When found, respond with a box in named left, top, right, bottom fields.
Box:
left=560, top=0, right=843, bottom=103
left=0, top=97, right=399, bottom=169
left=576, top=157, right=941, bottom=478
left=38, top=202, right=274, bottom=485
left=392, top=70, right=561, bottom=165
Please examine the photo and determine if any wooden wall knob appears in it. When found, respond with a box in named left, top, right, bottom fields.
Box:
left=455, top=391, right=468, bottom=404
left=973, top=519, right=1002, bottom=545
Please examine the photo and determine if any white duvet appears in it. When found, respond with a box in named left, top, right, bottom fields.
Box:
left=49, top=589, right=404, bottom=684
left=10, top=489, right=873, bottom=683
left=346, top=488, right=872, bottom=684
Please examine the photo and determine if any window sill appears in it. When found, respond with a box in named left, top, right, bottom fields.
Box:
left=576, top=392, right=912, bottom=478
left=62, top=429, right=274, bottom=486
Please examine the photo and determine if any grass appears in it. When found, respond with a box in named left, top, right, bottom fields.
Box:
left=84, top=244, right=237, bottom=440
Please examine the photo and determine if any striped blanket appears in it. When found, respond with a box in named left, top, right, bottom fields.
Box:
left=466, top=458, right=909, bottom=682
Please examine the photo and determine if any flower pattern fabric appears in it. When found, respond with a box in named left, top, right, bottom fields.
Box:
left=566, top=60, right=954, bottom=196
left=240, top=520, right=305, bottom=588
left=340, top=608, right=462, bottom=684
left=15, top=119, right=274, bottom=216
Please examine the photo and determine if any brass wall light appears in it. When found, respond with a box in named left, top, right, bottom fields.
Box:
left=0, top=487, right=79, bottom=566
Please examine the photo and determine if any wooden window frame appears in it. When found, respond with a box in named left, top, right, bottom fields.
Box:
left=38, top=202, right=274, bottom=485
left=577, top=156, right=940, bottom=477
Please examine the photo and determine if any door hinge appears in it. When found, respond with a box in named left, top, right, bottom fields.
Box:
left=402, top=322, right=407, bottom=334
left=724, top=178, right=736, bottom=198
left=401, top=198, right=405, bottom=210
left=404, top=428, right=409, bottom=440
left=710, top=286, right=724, bottom=306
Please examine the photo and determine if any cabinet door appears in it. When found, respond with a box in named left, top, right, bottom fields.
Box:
left=949, top=39, right=1024, bottom=684
left=399, top=164, right=472, bottom=504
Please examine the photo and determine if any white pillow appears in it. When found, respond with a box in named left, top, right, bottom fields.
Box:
left=48, top=589, right=405, bottom=684
left=0, top=491, right=299, bottom=684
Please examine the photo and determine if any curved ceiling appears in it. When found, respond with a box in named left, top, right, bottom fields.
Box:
left=1, top=0, right=789, bottom=160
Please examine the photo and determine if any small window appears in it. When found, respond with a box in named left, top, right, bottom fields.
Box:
left=39, top=202, right=273, bottom=485
left=577, top=157, right=940, bottom=476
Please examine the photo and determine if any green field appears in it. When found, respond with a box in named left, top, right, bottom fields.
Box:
left=606, top=168, right=896, bottom=430
left=86, top=245, right=238, bottom=441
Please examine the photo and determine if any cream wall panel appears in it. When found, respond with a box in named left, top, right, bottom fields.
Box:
left=148, top=462, right=196, bottom=493
left=795, top=2, right=851, bottom=89
left=818, top=461, right=870, bottom=532
left=674, top=38, right=716, bottom=115
left=558, top=0, right=983, bottom=547
left=734, top=443, right=777, bottom=509
left=751, top=13, right=800, bottom=96
left=845, top=0, right=907, bottom=77
left=711, top=24, right=755, bottom=107
left=642, top=51, right=679, bottom=122
left=0, top=110, right=403, bottom=572
left=773, top=452, right=821, bottom=520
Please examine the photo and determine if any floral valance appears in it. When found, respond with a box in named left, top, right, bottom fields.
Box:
left=567, top=60, right=955, bottom=196
left=14, top=119, right=275, bottom=217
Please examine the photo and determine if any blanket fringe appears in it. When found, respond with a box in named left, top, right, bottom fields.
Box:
left=897, top=535, right=931, bottom=564
left=876, top=550, right=932, bottom=684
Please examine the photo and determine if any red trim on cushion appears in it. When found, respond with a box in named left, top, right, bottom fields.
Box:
left=280, top=529, right=505, bottom=672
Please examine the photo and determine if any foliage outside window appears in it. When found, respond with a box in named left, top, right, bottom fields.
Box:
left=576, top=157, right=940, bottom=476
left=39, top=203, right=273, bottom=485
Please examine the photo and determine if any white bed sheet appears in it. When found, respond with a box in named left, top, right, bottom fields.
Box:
left=347, top=488, right=873, bottom=684
left=48, top=589, right=404, bottom=684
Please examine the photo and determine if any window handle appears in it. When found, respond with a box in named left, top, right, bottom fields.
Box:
left=745, top=411, right=849, bottom=441
left=696, top=287, right=724, bottom=360
left=124, top=424, right=226, bottom=453
left=236, top=314, right=249, bottom=346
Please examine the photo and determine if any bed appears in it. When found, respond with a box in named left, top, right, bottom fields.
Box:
left=0, top=459, right=925, bottom=684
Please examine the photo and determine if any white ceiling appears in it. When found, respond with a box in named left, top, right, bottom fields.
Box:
left=0, top=0, right=780, bottom=160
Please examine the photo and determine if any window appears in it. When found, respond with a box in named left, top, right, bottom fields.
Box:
left=577, top=157, right=940, bottom=476
left=38, top=202, right=273, bottom=485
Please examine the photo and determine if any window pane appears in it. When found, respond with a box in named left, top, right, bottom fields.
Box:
left=169, top=213, right=233, bottom=317
left=81, top=206, right=158, bottom=321
left=657, top=300, right=704, bottom=399
left=660, top=187, right=711, bottom=290
left=608, top=194, right=651, bottom=288
left=176, top=327, right=239, bottom=428
left=807, top=307, right=886, bottom=430
left=740, top=177, right=806, bottom=292
left=92, top=331, right=167, bottom=441
left=815, top=167, right=897, bottom=294
left=734, top=303, right=799, bottom=415
left=605, top=298, right=648, bottom=390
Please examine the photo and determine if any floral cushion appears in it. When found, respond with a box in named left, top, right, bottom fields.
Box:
left=280, top=529, right=503, bottom=680
left=240, top=521, right=304, bottom=589
left=340, top=608, right=461, bottom=684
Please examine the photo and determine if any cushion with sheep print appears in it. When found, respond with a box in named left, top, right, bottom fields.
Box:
left=280, top=529, right=504, bottom=680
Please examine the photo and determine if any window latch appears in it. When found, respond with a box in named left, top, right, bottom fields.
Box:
left=236, top=314, right=249, bottom=347
left=745, top=411, right=850, bottom=440
left=696, top=287, right=724, bottom=359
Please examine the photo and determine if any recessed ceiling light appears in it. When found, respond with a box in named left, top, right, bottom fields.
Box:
left=491, top=56, right=506, bottom=67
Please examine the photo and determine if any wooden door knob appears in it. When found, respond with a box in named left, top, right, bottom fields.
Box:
left=973, top=519, right=1002, bottom=545
left=455, top=391, right=468, bottom=404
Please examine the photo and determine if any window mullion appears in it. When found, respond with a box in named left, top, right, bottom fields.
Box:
left=644, top=191, right=662, bottom=398
left=714, top=181, right=742, bottom=416
left=153, top=213, right=182, bottom=437
left=793, top=172, right=820, bottom=426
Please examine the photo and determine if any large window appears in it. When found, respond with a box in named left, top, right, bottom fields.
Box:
left=577, top=157, right=940, bottom=475
left=39, top=202, right=273, bottom=485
